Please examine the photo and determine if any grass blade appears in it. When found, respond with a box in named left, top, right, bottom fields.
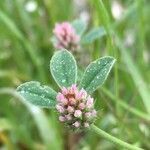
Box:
left=115, top=38, right=150, bottom=114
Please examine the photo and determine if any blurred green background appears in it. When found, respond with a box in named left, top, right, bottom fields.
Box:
left=0, top=0, right=150, bottom=149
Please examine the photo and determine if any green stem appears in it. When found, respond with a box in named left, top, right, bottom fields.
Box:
left=91, top=125, right=143, bottom=150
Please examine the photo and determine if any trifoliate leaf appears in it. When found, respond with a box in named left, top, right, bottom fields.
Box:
left=79, top=56, right=116, bottom=94
left=17, top=81, right=57, bottom=108
left=81, top=27, right=106, bottom=44
left=72, top=19, right=87, bottom=36
left=50, top=49, right=77, bottom=88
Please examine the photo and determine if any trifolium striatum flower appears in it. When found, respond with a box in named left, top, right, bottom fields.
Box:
left=17, top=50, right=115, bottom=131
left=52, top=22, right=80, bottom=51
left=56, top=84, right=97, bottom=130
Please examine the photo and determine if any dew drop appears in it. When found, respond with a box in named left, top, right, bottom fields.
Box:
left=20, top=91, right=25, bottom=94
left=62, top=79, right=66, bottom=83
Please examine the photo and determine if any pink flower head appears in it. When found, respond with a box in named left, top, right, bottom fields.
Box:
left=56, top=84, right=97, bottom=130
left=53, top=22, right=80, bottom=51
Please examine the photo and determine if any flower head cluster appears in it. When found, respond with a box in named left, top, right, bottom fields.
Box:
left=53, top=22, right=80, bottom=51
left=56, top=84, right=97, bottom=130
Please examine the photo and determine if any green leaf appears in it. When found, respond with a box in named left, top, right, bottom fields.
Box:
left=81, top=27, right=106, bottom=44
left=50, top=49, right=77, bottom=88
left=79, top=56, right=116, bottom=94
left=17, top=81, right=57, bottom=108
left=72, top=19, right=87, bottom=36
left=77, top=67, right=84, bottom=83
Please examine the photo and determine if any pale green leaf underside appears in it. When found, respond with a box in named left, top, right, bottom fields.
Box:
left=79, top=56, right=116, bottom=94
left=81, top=27, right=106, bottom=44
left=17, top=81, right=57, bottom=108
left=72, top=19, right=87, bottom=36
left=50, top=49, right=77, bottom=88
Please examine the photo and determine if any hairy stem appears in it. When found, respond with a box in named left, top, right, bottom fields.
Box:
left=91, top=124, right=143, bottom=150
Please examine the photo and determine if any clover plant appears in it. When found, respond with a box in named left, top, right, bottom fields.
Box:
left=16, top=50, right=143, bottom=150
left=17, top=49, right=115, bottom=130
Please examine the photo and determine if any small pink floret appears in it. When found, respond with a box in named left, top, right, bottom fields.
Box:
left=75, top=89, right=87, bottom=100
left=85, top=112, right=91, bottom=118
left=61, top=87, right=68, bottom=95
left=79, top=103, right=85, bottom=110
left=92, top=110, right=97, bottom=117
left=56, top=104, right=64, bottom=113
left=74, top=110, right=82, bottom=118
left=73, top=121, right=80, bottom=128
left=59, top=116, right=66, bottom=122
left=70, top=84, right=77, bottom=93
left=67, top=106, right=74, bottom=113
left=65, top=114, right=72, bottom=121
left=56, top=92, right=68, bottom=105
left=86, top=96, right=94, bottom=109
left=56, top=92, right=64, bottom=101
left=69, top=98, right=76, bottom=105
left=84, top=122, right=89, bottom=128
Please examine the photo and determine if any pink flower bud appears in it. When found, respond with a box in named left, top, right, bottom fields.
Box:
left=75, top=89, right=87, bottom=100
left=73, top=121, right=80, bottom=128
left=85, top=112, right=91, bottom=118
left=56, top=93, right=68, bottom=105
left=92, top=110, right=97, bottom=117
left=56, top=92, right=63, bottom=101
left=78, top=103, right=85, bottom=110
left=86, top=96, right=94, bottom=109
left=65, top=114, right=72, bottom=121
left=53, top=22, right=80, bottom=51
left=56, top=105, right=64, bottom=113
left=67, top=106, right=74, bottom=113
left=61, top=87, right=68, bottom=95
left=80, top=89, right=87, bottom=98
left=69, top=98, right=76, bottom=105
left=84, top=122, right=89, bottom=128
left=59, top=116, right=66, bottom=122
left=74, top=110, right=82, bottom=118
left=75, top=92, right=82, bottom=100
left=61, top=98, right=68, bottom=105
left=70, top=84, right=77, bottom=93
